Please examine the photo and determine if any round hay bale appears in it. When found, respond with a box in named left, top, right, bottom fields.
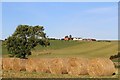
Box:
left=36, top=58, right=50, bottom=73
left=67, top=57, right=88, bottom=75
left=2, top=58, right=14, bottom=71
left=12, top=58, right=21, bottom=71
left=61, top=58, right=68, bottom=74
left=12, top=58, right=27, bottom=71
left=19, top=59, right=27, bottom=71
left=26, top=58, right=37, bottom=72
left=49, top=58, right=64, bottom=74
left=87, top=58, right=116, bottom=76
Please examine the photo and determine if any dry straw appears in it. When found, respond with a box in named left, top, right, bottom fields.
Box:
left=19, top=59, right=27, bottom=71
left=26, top=58, right=37, bottom=72
left=49, top=58, right=68, bottom=74
left=61, top=58, right=68, bottom=74
left=35, top=58, right=50, bottom=73
left=87, top=58, right=116, bottom=76
left=3, top=57, right=116, bottom=77
left=12, top=58, right=21, bottom=71
left=2, top=58, right=14, bottom=71
left=5, top=58, right=27, bottom=71
left=67, top=57, right=88, bottom=76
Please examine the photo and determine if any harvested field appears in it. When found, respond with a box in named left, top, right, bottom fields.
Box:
left=1, top=40, right=118, bottom=78
left=87, top=58, right=116, bottom=76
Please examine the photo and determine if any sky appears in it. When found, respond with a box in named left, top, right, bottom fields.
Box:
left=1, top=2, right=118, bottom=40
left=1, top=0, right=119, bottom=2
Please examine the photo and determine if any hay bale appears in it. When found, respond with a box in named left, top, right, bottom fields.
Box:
left=19, top=59, right=27, bottom=71
left=61, top=58, right=68, bottom=74
left=12, top=58, right=27, bottom=71
left=3, top=58, right=27, bottom=71
left=49, top=58, right=65, bottom=74
left=26, top=58, right=51, bottom=73
left=12, top=58, right=21, bottom=71
left=36, top=58, right=50, bottom=73
left=67, top=57, right=88, bottom=75
left=2, top=58, right=14, bottom=71
left=87, top=58, right=116, bottom=76
left=26, top=58, right=37, bottom=72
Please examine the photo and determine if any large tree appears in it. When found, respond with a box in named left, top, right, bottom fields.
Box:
left=5, top=25, right=50, bottom=58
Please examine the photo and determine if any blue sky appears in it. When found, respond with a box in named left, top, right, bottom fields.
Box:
left=2, top=2, right=118, bottom=40
left=1, top=0, right=119, bottom=2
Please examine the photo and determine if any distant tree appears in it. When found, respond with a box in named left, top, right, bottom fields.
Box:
left=69, top=35, right=73, bottom=40
left=69, top=35, right=72, bottom=39
left=65, top=36, right=68, bottom=38
left=5, top=25, right=50, bottom=59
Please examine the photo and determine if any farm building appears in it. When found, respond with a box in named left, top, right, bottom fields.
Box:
left=64, top=35, right=73, bottom=41
left=64, top=37, right=73, bottom=40
left=73, top=37, right=82, bottom=41
left=63, top=35, right=96, bottom=41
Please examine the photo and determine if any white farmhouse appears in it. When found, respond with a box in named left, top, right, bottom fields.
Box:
left=73, top=37, right=82, bottom=41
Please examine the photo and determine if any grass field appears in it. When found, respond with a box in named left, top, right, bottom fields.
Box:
left=31, top=40, right=118, bottom=58
left=2, top=40, right=118, bottom=58
left=2, top=70, right=118, bottom=78
left=1, top=40, right=119, bottom=78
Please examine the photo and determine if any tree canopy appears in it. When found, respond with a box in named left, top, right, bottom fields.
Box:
left=5, top=25, right=50, bottom=58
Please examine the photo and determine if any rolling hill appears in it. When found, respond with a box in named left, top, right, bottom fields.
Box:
left=2, top=40, right=118, bottom=58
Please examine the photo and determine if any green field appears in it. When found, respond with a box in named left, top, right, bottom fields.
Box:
left=2, top=40, right=119, bottom=78
left=31, top=40, right=118, bottom=58
left=2, top=40, right=118, bottom=58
